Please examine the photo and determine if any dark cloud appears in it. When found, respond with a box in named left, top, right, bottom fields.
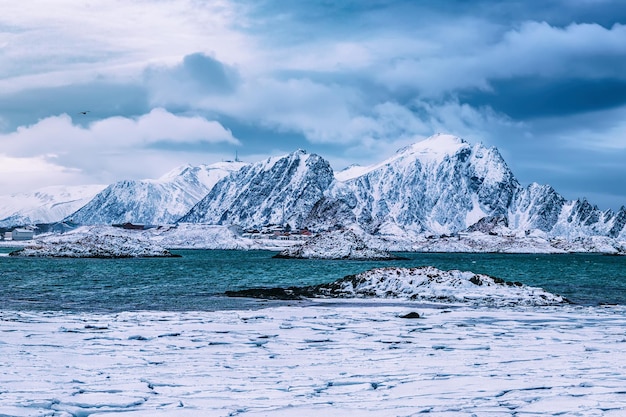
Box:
left=515, top=148, right=626, bottom=210
left=241, top=0, right=626, bottom=43
left=178, top=53, right=240, bottom=94
left=464, top=78, right=626, bottom=119
left=217, top=115, right=310, bottom=154
left=144, top=53, right=240, bottom=101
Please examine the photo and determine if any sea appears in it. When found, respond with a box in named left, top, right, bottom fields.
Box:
left=1, top=247, right=625, bottom=312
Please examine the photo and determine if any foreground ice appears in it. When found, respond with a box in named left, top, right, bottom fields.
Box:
left=1, top=302, right=625, bottom=416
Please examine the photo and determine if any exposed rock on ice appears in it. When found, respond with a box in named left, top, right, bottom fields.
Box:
left=9, top=233, right=177, bottom=258
left=274, top=229, right=405, bottom=260
left=227, top=266, right=567, bottom=306
left=308, top=266, right=566, bottom=306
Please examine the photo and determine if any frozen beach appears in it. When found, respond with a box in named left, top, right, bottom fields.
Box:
left=2, top=301, right=625, bottom=416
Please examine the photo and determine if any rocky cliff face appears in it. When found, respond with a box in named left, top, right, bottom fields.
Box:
left=179, top=150, right=334, bottom=229
left=67, top=162, right=245, bottom=225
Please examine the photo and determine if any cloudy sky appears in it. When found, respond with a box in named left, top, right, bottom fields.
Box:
left=1, top=1, right=626, bottom=209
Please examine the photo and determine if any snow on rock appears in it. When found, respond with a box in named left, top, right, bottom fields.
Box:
left=9, top=232, right=177, bottom=258
left=550, top=236, right=626, bottom=254
left=274, top=229, right=405, bottom=260
left=309, top=266, right=567, bottom=306
left=410, top=232, right=568, bottom=254
left=146, top=223, right=255, bottom=250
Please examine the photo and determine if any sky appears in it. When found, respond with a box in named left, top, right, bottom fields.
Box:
left=1, top=0, right=626, bottom=210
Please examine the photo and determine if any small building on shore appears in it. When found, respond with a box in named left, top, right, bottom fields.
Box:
left=11, top=228, right=34, bottom=241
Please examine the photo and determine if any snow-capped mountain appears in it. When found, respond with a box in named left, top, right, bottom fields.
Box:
left=0, top=184, right=106, bottom=227
left=308, top=134, right=519, bottom=235
left=180, top=150, right=334, bottom=229
left=67, top=161, right=246, bottom=225
left=175, top=134, right=626, bottom=240
left=306, top=134, right=626, bottom=240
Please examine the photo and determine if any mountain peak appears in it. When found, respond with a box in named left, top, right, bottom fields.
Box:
left=336, top=134, right=471, bottom=182
left=396, top=134, right=468, bottom=159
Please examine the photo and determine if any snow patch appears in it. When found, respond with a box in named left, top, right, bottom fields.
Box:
left=274, top=229, right=405, bottom=260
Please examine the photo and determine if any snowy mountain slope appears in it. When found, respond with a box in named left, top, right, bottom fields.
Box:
left=309, top=134, right=519, bottom=235
left=310, top=134, right=626, bottom=239
left=0, top=184, right=106, bottom=227
left=67, top=162, right=246, bottom=225
left=507, top=183, right=565, bottom=233
left=508, top=184, right=626, bottom=240
left=551, top=199, right=626, bottom=239
left=180, top=150, right=334, bottom=229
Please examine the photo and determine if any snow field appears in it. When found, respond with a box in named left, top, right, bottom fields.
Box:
left=1, top=302, right=625, bottom=416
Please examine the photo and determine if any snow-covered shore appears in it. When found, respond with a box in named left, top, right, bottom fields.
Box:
left=4, top=224, right=626, bottom=254
left=1, top=302, right=625, bottom=416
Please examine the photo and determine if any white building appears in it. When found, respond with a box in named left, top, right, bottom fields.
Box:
left=11, top=228, right=34, bottom=241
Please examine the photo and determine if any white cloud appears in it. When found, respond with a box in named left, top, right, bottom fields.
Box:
left=541, top=105, right=626, bottom=151
left=2, top=109, right=237, bottom=155
left=0, top=1, right=256, bottom=94
left=376, top=21, right=626, bottom=96
left=89, top=108, right=240, bottom=146
left=0, top=154, right=82, bottom=194
left=0, top=109, right=239, bottom=192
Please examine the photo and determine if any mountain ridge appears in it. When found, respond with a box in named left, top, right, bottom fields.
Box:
left=3, top=134, right=625, bottom=241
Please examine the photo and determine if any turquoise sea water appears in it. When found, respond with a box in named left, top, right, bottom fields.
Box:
left=1, top=248, right=625, bottom=311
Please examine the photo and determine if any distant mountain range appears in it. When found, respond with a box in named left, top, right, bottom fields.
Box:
left=0, top=185, right=105, bottom=228
left=68, top=162, right=246, bottom=225
left=2, top=134, right=625, bottom=240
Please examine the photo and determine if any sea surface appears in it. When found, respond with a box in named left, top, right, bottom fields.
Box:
left=1, top=248, right=625, bottom=312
